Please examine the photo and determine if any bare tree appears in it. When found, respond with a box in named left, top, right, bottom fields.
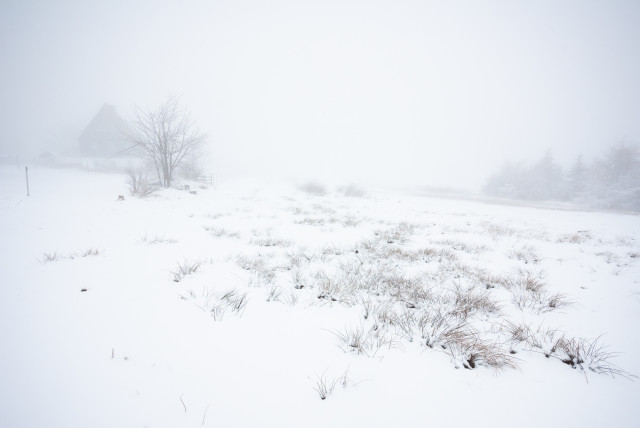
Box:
left=127, top=97, right=206, bottom=188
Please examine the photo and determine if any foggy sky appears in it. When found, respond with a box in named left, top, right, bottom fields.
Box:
left=1, top=0, right=640, bottom=189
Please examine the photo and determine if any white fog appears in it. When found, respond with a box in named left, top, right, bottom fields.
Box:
left=2, top=0, right=640, bottom=190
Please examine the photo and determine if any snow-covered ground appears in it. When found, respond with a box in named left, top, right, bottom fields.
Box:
left=1, top=165, right=639, bottom=428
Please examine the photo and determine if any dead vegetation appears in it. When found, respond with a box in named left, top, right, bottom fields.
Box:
left=331, top=323, right=399, bottom=358
left=204, top=226, right=241, bottom=239
left=502, top=322, right=634, bottom=379
left=557, top=230, right=592, bottom=244
left=40, top=248, right=104, bottom=263
left=433, top=239, right=488, bottom=255
left=172, top=259, right=202, bottom=282
left=140, top=234, right=177, bottom=244
left=508, top=245, right=541, bottom=264
left=481, top=221, right=517, bottom=239
left=171, top=210, right=632, bottom=379
left=250, top=234, right=291, bottom=248
left=183, top=287, right=249, bottom=321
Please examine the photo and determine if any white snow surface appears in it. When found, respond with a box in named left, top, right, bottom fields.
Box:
left=1, top=166, right=639, bottom=428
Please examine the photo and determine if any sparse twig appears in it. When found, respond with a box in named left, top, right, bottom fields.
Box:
left=180, top=394, right=187, bottom=413
left=202, top=403, right=210, bottom=425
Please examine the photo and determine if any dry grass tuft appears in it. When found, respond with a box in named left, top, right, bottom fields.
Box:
left=509, top=245, right=541, bottom=264
left=557, top=230, right=592, bottom=244
left=40, top=252, right=60, bottom=263
left=204, top=226, right=241, bottom=239
left=140, top=234, right=177, bottom=244
left=172, top=260, right=202, bottom=282
left=331, top=323, right=399, bottom=358
left=250, top=235, right=291, bottom=248
left=184, top=287, right=249, bottom=321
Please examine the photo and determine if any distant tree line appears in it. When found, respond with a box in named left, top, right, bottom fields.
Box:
left=483, top=143, right=640, bottom=211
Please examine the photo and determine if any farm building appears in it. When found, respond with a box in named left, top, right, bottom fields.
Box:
left=78, top=104, right=130, bottom=157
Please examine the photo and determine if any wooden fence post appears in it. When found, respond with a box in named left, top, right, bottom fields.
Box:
left=25, top=166, right=30, bottom=197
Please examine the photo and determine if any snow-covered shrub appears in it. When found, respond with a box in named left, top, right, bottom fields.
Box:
left=299, top=181, right=327, bottom=196
left=41, top=252, right=60, bottom=263
left=126, top=168, right=155, bottom=198
left=338, top=184, right=366, bottom=198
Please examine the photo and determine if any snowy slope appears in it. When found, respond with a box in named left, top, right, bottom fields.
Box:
left=1, top=165, right=639, bottom=428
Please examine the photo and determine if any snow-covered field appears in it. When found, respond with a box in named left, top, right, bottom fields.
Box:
left=1, top=165, right=639, bottom=428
